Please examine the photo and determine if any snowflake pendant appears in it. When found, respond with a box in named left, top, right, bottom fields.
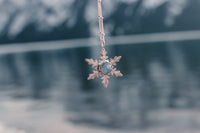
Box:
left=85, top=48, right=123, bottom=88
left=85, top=0, right=123, bottom=88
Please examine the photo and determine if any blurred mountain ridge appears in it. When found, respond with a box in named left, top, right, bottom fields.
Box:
left=0, top=0, right=199, bottom=44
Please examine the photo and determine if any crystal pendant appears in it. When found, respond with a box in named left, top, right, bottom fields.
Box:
left=100, top=62, right=112, bottom=74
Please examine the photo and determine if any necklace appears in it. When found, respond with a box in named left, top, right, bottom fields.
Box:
left=85, top=0, right=123, bottom=88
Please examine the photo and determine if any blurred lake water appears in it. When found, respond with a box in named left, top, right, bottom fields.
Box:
left=0, top=41, right=200, bottom=133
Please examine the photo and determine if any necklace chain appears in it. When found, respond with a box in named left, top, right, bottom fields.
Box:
left=98, top=0, right=105, bottom=48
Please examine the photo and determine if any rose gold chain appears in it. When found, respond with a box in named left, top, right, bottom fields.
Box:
left=98, top=0, right=105, bottom=48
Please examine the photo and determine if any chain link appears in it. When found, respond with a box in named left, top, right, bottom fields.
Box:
left=98, top=0, right=105, bottom=48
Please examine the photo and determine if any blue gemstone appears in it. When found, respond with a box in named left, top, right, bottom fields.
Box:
left=101, top=62, right=112, bottom=74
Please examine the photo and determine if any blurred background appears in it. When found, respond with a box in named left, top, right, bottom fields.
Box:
left=0, top=0, right=200, bottom=133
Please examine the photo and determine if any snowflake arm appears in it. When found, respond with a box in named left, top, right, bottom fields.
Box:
left=100, top=48, right=108, bottom=60
left=88, top=70, right=99, bottom=80
left=101, top=75, right=110, bottom=88
left=85, top=59, right=98, bottom=68
left=111, top=68, right=123, bottom=77
left=110, top=56, right=122, bottom=66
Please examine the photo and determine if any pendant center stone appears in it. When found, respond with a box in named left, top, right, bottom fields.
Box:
left=101, top=62, right=112, bottom=74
